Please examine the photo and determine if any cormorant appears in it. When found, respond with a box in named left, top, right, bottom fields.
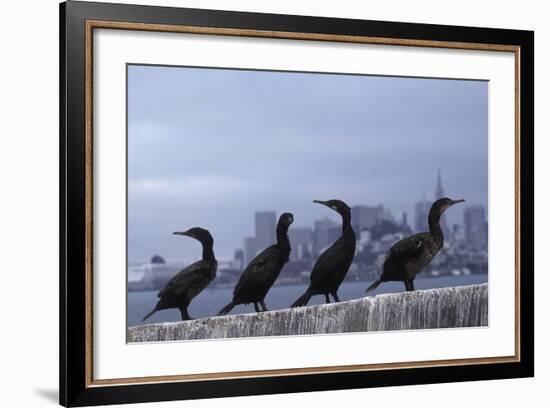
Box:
left=142, top=227, right=217, bottom=322
left=366, top=197, right=464, bottom=293
left=291, top=199, right=356, bottom=307
left=218, top=212, right=294, bottom=315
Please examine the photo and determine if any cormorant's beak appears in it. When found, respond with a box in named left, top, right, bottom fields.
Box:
left=173, top=231, right=191, bottom=237
left=314, top=199, right=339, bottom=211
left=451, top=199, right=465, bottom=205
left=313, top=199, right=329, bottom=207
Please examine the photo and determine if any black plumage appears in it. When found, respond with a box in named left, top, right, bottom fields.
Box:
left=291, top=199, right=356, bottom=307
left=142, top=227, right=217, bottom=322
left=219, top=212, right=294, bottom=315
left=366, top=197, right=465, bottom=293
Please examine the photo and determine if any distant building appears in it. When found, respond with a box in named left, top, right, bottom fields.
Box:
left=313, top=217, right=337, bottom=253
left=289, top=227, right=313, bottom=261
left=449, top=223, right=464, bottom=243
left=414, top=200, right=431, bottom=232
left=150, top=254, right=165, bottom=264
left=400, top=212, right=409, bottom=229
left=413, top=169, right=451, bottom=233
left=382, top=208, right=395, bottom=223
left=351, top=205, right=384, bottom=232
left=435, top=168, right=445, bottom=200
left=233, top=248, right=244, bottom=271
left=464, top=205, right=488, bottom=248
left=255, top=211, right=276, bottom=250
left=358, top=230, right=372, bottom=245
left=328, top=225, right=341, bottom=246
left=244, top=236, right=257, bottom=264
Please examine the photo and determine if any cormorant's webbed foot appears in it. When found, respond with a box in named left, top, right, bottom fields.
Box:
left=260, top=301, right=268, bottom=312
left=324, top=294, right=331, bottom=304
left=254, top=303, right=261, bottom=313
left=331, top=292, right=340, bottom=302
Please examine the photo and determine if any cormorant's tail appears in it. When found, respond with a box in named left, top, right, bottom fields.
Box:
left=218, top=301, right=236, bottom=316
left=291, top=290, right=312, bottom=308
left=141, top=307, right=157, bottom=322
left=365, top=278, right=382, bottom=293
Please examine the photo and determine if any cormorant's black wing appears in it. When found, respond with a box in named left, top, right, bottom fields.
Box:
left=381, top=233, right=429, bottom=275
left=157, top=260, right=208, bottom=298
left=310, top=237, right=350, bottom=283
left=234, top=245, right=281, bottom=295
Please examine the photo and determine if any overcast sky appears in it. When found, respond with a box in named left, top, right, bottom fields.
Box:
left=127, top=64, right=488, bottom=263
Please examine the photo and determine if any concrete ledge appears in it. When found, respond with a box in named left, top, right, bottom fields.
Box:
left=128, top=283, right=488, bottom=342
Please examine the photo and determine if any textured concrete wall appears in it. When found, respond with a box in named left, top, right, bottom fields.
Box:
left=128, top=283, right=488, bottom=342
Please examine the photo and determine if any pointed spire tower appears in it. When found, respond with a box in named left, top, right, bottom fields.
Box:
left=434, top=168, right=449, bottom=235
left=435, top=169, right=444, bottom=199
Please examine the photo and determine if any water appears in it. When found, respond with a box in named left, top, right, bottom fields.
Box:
left=128, top=274, right=487, bottom=327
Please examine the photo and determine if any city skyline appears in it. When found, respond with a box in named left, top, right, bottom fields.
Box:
left=128, top=65, right=488, bottom=263
left=129, top=166, right=488, bottom=263
left=238, top=170, right=487, bottom=266
left=128, top=179, right=488, bottom=292
left=131, top=196, right=488, bottom=265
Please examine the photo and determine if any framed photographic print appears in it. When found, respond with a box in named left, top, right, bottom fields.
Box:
left=59, top=1, right=534, bottom=406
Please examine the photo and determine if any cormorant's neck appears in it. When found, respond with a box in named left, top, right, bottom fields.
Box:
left=201, top=242, right=216, bottom=261
left=276, top=224, right=291, bottom=256
left=428, top=210, right=444, bottom=246
left=341, top=213, right=353, bottom=234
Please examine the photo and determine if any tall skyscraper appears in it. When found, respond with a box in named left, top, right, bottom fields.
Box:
left=244, top=237, right=257, bottom=264
left=464, top=205, right=488, bottom=248
left=289, top=227, right=313, bottom=261
left=313, top=217, right=337, bottom=253
left=401, top=211, right=409, bottom=228
left=435, top=168, right=445, bottom=200
left=327, top=225, right=342, bottom=246
left=233, top=249, right=244, bottom=271
left=434, top=168, right=449, bottom=235
left=414, top=170, right=451, bottom=233
left=255, top=211, right=276, bottom=250
left=351, top=204, right=384, bottom=232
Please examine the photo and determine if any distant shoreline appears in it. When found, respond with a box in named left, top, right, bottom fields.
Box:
left=127, top=272, right=488, bottom=293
